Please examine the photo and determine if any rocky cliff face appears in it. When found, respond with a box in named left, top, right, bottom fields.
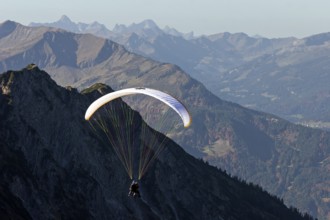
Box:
left=0, top=65, right=312, bottom=219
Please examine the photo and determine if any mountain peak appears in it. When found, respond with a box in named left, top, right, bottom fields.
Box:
left=113, top=19, right=162, bottom=37
left=0, top=64, right=51, bottom=96
left=163, top=25, right=195, bottom=39
left=0, top=20, right=19, bottom=38
left=129, top=19, right=160, bottom=31
left=0, top=20, right=19, bottom=27
left=58, top=15, right=72, bottom=23
left=112, top=24, right=126, bottom=33
left=26, top=63, right=39, bottom=71
left=139, top=19, right=158, bottom=29
left=29, top=17, right=113, bottom=38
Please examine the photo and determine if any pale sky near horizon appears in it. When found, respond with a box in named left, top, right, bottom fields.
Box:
left=1, top=0, right=330, bottom=38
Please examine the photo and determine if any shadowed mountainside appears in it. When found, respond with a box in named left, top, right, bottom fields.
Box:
left=0, top=64, right=314, bottom=219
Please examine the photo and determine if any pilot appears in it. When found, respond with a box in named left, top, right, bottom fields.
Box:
left=128, top=180, right=141, bottom=198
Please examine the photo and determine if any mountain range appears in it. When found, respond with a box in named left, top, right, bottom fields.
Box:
left=1, top=20, right=330, bottom=219
left=0, top=64, right=313, bottom=219
left=30, top=15, right=194, bottom=40
left=29, top=16, right=330, bottom=130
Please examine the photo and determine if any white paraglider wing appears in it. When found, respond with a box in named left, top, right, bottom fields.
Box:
left=85, top=87, right=191, bottom=128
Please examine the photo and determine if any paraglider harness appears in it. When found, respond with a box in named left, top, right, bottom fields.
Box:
left=128, top=180, right=141, bottom=198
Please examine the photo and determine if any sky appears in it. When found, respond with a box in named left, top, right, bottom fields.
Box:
left=1, top=0, right=330, bottom=38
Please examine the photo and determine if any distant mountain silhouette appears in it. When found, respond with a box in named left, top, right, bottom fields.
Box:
left=30, top=15, right=194, bottom=40
left=30, top=15, right=113, bottom=39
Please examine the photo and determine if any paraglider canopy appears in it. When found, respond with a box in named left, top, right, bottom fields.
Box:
left=85, top=87, right=191, bottom=180
left=85, top=87, right=191, bottom=127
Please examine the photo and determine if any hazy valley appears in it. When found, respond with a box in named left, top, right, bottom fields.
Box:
left=31, top=16, right=330, bottom=130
